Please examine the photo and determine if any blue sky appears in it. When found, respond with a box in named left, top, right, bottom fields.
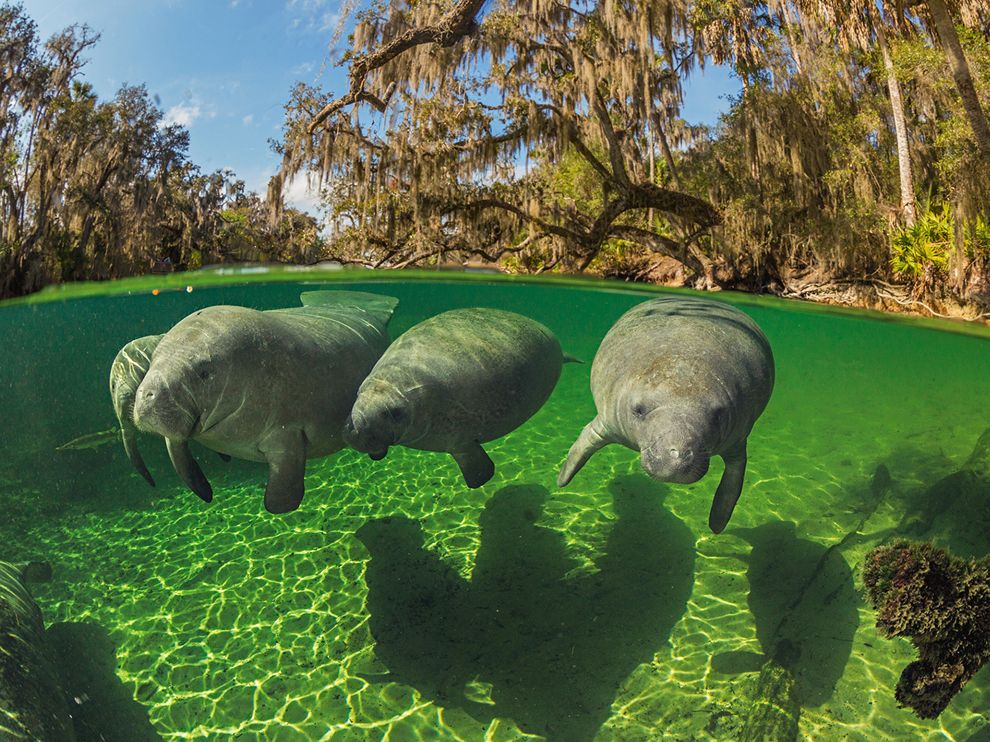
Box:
left=24, top=0, right=741, bottom=214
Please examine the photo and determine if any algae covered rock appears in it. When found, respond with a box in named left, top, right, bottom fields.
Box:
left=863, top=540, right=990, bottom=719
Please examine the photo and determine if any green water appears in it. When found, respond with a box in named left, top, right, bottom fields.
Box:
left=1, top=272, right=989, bottom=741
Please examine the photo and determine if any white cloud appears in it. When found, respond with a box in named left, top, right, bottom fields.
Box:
left=284, top=174, right=323, bottom=215
left=242, top=114, right=254, bottom=126
left=291, top=60, right=315, bottom=77
left=163, top=102, right=201, bottom=128
left=287, top=0, right=339, bottom=34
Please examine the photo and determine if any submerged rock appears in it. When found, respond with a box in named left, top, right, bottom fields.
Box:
left=863, top=540, right=990, bottom=719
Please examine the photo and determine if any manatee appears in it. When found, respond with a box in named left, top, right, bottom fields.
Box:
left=558, top=296, right=775, bottom=533
left=344, top=308, right=577, bottom=488
left=0, top=560, right=76, bottom=741
left=110, top=334, right=163, bottom=486
left=132, top=291, right=398, bottom=513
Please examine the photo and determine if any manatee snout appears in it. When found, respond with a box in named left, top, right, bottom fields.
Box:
left=133, top=374, right=196, bottom=438
left=343, top=411, right=391, bottom=460
left=641, top=444, right=710, bottom=484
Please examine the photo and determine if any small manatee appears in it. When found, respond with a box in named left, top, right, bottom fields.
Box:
left=345, top=308, right=577, bottom=488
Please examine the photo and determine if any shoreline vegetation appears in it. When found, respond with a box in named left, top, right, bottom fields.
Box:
left=2, top=2, right=990, bottom=325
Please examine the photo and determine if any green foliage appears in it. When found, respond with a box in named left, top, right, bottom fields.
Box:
left=889, top=207, right=953, bottom=281
left=0, top=2, right=323, bottom=298
left=964, top=215, right=990, bottom=259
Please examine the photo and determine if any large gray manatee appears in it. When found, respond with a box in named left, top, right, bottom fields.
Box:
left=558, top=296, right=775, bottom=534
left=344, top=308, right=577, bottom=488
left=0, top=560, right=76, bottom=741
left=132, top=291, right=398, bottom=513
left=110, top=334, right=163, bottom=486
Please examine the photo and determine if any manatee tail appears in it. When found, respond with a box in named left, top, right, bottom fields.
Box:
left=300, top=291, right=399, bottom=325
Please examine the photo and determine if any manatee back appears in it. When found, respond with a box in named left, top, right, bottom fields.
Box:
left=375, top=308, right=565, bottom=448
left=592, top=297, right=775, bottom=429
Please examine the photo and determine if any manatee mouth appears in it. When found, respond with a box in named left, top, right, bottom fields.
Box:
left=641, top=447, right=710, bottom=484
left=133, top=377, right=198, bottom=439
left=343, top=412, right=395, bottom=458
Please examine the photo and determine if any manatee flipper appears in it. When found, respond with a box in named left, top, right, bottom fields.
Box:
left=299, top=290, right=399, bottom=326
left=166, top=437, right=213, bottom=503
left=452, top=445, right=495, bottom=488
left=217, top=452, right=232, bottom=463
left=557, top=416, right=612, bottom=487
left=709, top=439, right=748, bottom=534
left=260, top=430, right=307, bottom=514
left=563, top=353, right=584, bottom=364
left=122, top=425, right=155, bottom=487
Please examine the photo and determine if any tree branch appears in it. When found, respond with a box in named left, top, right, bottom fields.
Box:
left=308, top=0, right=488, bottom=133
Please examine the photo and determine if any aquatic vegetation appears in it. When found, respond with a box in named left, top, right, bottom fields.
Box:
left=0, top=561, right=75, bottom=741
left=863, top=541, right=990, bottom=719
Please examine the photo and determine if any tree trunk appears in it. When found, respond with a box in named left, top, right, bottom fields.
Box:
left=926, top=0, right=990, bottom=157
left=875, top=18, right=917, bottom=226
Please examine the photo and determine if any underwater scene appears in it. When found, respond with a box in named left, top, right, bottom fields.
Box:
left=1, top=272, right=989, bottom=741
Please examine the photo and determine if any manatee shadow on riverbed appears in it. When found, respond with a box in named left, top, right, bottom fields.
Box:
left=713, top=521, right=859, bottom=708
left=48, top=622, right=161, bottom=741
left=874, top=428, right=990, bottom=559
left=355, top=475, right=696, bottom=741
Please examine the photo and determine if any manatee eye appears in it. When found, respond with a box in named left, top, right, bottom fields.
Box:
left=632, top=402, right=647, bottom=418
left=194, top=361, right=212, bottom=380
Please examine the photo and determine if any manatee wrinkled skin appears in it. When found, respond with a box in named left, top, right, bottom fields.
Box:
left=344, top=308, right=576, bottom=488
left=558, top=296, right=775, bottom=534
left=131, top=291, right=398, bottom=513
left=110, top=334, right=163, bottom=486
left=0, top=561, right=75, bottom=741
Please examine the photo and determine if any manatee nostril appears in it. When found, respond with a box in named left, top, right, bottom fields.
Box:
left=669, top=448, right=680, bottom=459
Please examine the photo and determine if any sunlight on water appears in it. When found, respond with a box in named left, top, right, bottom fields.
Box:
left=0, top=274, right=988, bottom=741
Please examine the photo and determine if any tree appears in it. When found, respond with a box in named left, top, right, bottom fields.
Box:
left=919, top=0, right=990, bottom=157
left=277, top=0, right=722, bottom=280
left=0, top=2, right=323, bottom=298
